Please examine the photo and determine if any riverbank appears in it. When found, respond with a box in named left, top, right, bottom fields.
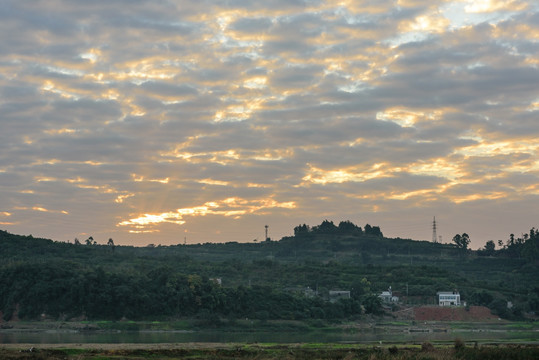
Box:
left=2, top=342, right=539, bottom=359
left=1, top=319, right=538, bottom=346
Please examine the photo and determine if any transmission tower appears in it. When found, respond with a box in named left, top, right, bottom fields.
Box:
left=265, top=225, right=269, bottom=241
left=432, top=216, right=437, bottom=243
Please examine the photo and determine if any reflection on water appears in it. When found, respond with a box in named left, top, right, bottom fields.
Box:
left=1, top=329, right=536, bottom=344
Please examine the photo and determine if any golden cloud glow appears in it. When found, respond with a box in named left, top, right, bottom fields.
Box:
left=118, top=197, right=296, bottom=230
left=162, top=145, right=290, bottom=165
left=84, top=160, right=104, bottom=166
left=407, top=14, right=450, bottom=33
left=378, top=108, right=447, bottom=127
left=527, top=100, right=539, bottom=112
left=506, top=159, right=539, bottom=173
left=214, top=99, right=264, bottom=123
left=12, top=206, right=69, bottom=214
left=41, top=80, right=78, bottom=99
left=244, top=77, right=267, bottom=89
left=44, top=128, right=77, bottom=135
left=2, top=0, right=537, bottom=246
left=132, top=174, right=170, bottom=183
left=128, top=229, right=161, bottom=234
left=455, top=139, right=538, bottom=158
left=408, top=158, right=462, bottom=180
left=464, top=0, right=528, bottom=13
left=115, top=193, right=135, bottom=204
left=387, top=189, right=437, bottom=200
left=452, top=191, right=507, bottom=203
left=199, top=179, right=230, bottom=186
left=302, top=163, right=390, bottom=185
left=248, top=183, right=271, bottom=188
left=113, top=58, right=177, bottom=83
left=377, top=109, right=418, bottom=127
left=153, top=178, right=170, bottom=184
left=79, top=48, right=102, bottom=64
left=35, top=176, right=57, bottom=182
left=338, top=0, right=394, bottom=14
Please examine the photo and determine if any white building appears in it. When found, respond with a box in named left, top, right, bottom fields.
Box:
left=437, top=291, right=461, bottom=306
left=379, top=286, right=399, bottom=303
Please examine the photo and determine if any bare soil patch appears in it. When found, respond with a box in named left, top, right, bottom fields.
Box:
left=413, top=306, right=498, bottom=321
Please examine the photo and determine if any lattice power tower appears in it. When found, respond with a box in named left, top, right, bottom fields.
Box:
left=432, top=216, right=437, bottom=243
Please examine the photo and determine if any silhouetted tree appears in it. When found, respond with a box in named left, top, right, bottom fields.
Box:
left=293, top=224, right=310, bottom=236
left=314, top=220, right=337, bottom=234
left=452, top=233, right=470, bottom=251
left=364, top=224, right=383, bottom=237
left=338, top=220, right=362, bottom=234
left=522, top=227, right=539, bottom=262
left=484, top=240, right=496, bottom=256
left=107, top=238, right=115, bottom=253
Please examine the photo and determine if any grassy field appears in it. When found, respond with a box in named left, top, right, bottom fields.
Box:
left=2, top=342, right=539, bottom=359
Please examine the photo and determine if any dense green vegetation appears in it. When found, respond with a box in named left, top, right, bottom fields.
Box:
left=1, top=342, right=539, bottom=360
left=1, top=221, right=538, bottom=322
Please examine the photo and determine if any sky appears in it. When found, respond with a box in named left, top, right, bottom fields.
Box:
left=1, top=0, right=538, bottom=248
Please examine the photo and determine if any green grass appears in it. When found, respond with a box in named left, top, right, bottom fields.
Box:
left=2, top=343, right=539, bottom=360
left=376, top=321, right=413, bottom=326
left=58, top=348, right=91, bottom=355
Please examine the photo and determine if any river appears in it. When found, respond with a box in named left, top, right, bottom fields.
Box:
left=1, top=328, right=537, bottom=344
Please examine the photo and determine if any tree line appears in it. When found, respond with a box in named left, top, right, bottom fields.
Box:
left=1, top=221, right=538, bottom=322
left=294, top=220, right=382, bottom=237
left=0, top=261, right=382, bottom=322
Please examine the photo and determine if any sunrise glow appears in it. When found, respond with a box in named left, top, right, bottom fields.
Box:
left=1, top=0, right=537, bottom=247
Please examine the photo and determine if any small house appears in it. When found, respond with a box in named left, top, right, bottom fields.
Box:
left=379, top=286, right=399, bottom=303
left=437, top=291, right=461, bottom=306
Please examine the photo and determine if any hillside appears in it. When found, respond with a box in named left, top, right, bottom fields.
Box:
left=1, top=221, right=538, bottom=323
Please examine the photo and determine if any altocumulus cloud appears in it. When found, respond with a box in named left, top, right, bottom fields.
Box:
left=0, top=0, right=538, bottom=247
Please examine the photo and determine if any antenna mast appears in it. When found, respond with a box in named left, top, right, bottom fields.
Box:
left=432, top=216, right=437, bottom=243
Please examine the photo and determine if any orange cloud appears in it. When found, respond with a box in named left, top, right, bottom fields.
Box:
left=301, top=163, right=391, bottom=185
left=118, top=197, right=296, bottom=231
left=464, top=0, right=528, bottom=13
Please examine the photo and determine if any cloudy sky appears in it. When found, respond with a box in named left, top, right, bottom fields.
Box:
left=1, top=0, right=538, bottom=248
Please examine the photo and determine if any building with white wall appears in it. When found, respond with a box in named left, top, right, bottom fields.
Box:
left=437, top=291, right=461, bottom=306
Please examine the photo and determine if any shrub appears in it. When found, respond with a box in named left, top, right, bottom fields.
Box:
left=421, top=342, right=434, bottom=352
left=454, top=338, right=465, bottom=351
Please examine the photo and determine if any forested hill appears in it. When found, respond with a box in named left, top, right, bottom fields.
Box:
left=1, top=221, right=538, bottom=322
left=1, top=220, right=537, bottom=265
left=0, top=221, right=464, bottom=264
